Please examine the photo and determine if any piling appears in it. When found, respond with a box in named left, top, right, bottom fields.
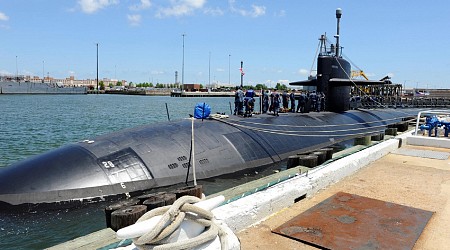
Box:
left=110, top=205, right=147, bottom=231
left=311, top=151, right=327, bottom=165
left=354, top=136, right=372, bottom=146
left=318, top=148, right=334, bottom=161
left=298, top=155, right=318, bottom=168
left=104, top=199, right=139, bottom=229
left=174, top=185, right=203, bottom=199
left=371, top=133, right=384, bottom=141
left=287, top=155, right=300, bottom=169
left=385, top=127, right=398, bottom=136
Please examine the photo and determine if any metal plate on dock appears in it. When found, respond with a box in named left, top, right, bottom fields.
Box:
left=272, top=192, right=433, bottom=250
left=393, top=148, right=450, bottom=160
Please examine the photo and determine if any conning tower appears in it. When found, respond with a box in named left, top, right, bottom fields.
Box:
left=290, top=8, right=388, bottom=112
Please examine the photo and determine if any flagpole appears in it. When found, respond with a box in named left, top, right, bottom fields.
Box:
left=240, top=61, right=243, bottom=88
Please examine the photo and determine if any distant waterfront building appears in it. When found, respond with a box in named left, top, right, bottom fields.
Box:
left=21, top=75, right=127, bottom=89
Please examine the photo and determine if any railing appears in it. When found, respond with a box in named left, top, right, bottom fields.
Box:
left=414, top=110, right=450, bottom=136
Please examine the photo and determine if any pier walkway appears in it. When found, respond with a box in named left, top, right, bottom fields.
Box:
left=236, top=136, right=450, bottom=249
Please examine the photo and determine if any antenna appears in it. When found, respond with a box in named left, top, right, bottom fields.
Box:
left=335, top=8, right=342, bottom=57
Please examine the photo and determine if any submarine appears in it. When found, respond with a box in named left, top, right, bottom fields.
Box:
left=0, top=9, right=422, bottom=209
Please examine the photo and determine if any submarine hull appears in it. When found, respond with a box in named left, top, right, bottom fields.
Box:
left=0, top=108, right=419, bottom=209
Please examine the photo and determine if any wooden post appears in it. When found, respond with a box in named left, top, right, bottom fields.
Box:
left=104, top=199, right=139, bottom=229
left=110, top=205, right=147, bottom=231
left=174, top=185, right=203, bottom=199
left=298, top=155, right=318, bottom=168
left=287, top=155, right=300, bottom=169
left=312, top=151, right=327, bottom=165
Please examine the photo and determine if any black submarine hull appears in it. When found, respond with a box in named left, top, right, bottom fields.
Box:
left=0, top=108, right=418, bottom=209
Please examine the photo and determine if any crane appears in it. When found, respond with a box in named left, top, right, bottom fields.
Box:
left=351, top=70, right=369, bottom=80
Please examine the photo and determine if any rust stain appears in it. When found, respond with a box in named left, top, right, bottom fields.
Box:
left=272, top=192, right=433, bottom=250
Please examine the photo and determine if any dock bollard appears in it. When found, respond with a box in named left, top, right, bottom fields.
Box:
left=105, top=199, right=139, bottom=229
left=311, top=151, right=327, bottom=165
left=110, top=205, right=147, bottom=231
left=287, top=155, right=300, bottom=169
left=298, top=155, right=318, bottom=168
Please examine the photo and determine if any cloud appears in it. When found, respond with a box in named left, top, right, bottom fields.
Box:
left=127, top=14, right=142, bottom=26
left=229, top=0, right=266, bottom=17
left=278, top=79, right=290, bottom=85
left=156, top=0, right=206, bottom=18
left=274, top=10, right=286, bottom=17
left=129, top=0, right=152, bottom=11
left=216, top=68, right=225, bottom=72
left=298, top=68, right=309, bottom=76
left=151, top=70, right=165, bottom=75
left=78, top=0, right=119, bottom=14
left=0, top=12, right=9, bottom=21
left=203, top=7, right=224, bottom=16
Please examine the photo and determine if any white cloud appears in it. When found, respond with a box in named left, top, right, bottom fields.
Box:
left=278, top=79, right=290, bottom=85
left=0, top=12, right=9, bottom=21
left=151, top=70, right=165, bottom=75
left=127, top=14, right=142, bottom=26
left=203, top=7, right=224, bottom=16
left=229, top=0, right=266, bottom=17
left=156, top=0, right=206, bottom=18
left=298, top=68, right=309, bottom=76
left=129, top=0, right=152, bottom=11
left=78, top=0, right=119, bottom=14
left=274, top=10, right=286, bottom=17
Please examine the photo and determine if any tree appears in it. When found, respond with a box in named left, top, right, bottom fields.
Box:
left=200, top=84, right=204, bottom=89
left=116, top=81, right=122, bottom=86
left=255, top=83, right=268, bottom=90
left=275, top=82, right=288, bottom=91
left=99, top=81, right=105, bottom=90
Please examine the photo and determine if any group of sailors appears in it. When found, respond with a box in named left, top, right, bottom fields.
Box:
left=233, top=86, right=256, bottom=117
left=234, top=87, right=326, bottom=117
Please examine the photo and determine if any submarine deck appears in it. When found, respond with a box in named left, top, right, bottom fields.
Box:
left=237, top=140, right=450, bottom=249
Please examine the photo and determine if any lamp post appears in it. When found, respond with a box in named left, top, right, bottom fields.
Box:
left=228, top=54, right=231, bottom=86
left=96, top=43, right=99, bottom=92
left=181, top=34, right=186, bottom=93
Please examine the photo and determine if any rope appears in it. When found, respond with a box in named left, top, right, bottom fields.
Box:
left=333, top=56, right=387, bottom=108
left=132, top=196, right=228, bottom=250
left=213, top=117, right=387, bottom=137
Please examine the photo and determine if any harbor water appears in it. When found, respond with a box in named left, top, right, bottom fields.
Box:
left=0, top=94, right=273, bottom=249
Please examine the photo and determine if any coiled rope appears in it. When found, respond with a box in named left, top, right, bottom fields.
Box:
left=132, top=196, right=227, bottom=250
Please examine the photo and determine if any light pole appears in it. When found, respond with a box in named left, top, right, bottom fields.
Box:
left=208, top=52, right=211, bottom=88
left=228, top=54, right=231, bottom=86
left=42, top=60, right=45, bottom=82
left=96, top=43, right=99, bottom=92
left=15, top=56, right=18, bottom=81
left=182, top=34, right=186, bottom=92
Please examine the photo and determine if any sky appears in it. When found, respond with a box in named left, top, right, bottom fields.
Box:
left=0, top=0, right=449, bottom=89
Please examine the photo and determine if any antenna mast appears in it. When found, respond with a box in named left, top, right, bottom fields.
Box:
left=335, top=8, right=342, bottom=57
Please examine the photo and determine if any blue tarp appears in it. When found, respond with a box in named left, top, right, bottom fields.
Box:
left=194, top=102, right=211, bottom=119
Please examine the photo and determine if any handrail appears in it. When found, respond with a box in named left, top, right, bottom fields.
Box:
left=414, top=110, right=450, bottom=135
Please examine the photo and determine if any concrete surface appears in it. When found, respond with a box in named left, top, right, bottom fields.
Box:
left=236, top=143, right=450, bottom=249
